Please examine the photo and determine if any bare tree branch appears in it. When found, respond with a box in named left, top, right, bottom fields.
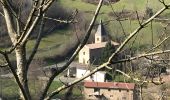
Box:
left=42, top=0, right=57, bottom=12
left=43, top=16, right=77, bottom=23
left=22, top=0, right=39, bottom=34
left=0, top=0, right=170, bottom=100
left=147, top=35, right=170, bottom=53
left=44, top=3, right=170, bottom=98
left=108, top=3, right=170, bottom=63
left=112, top=50, right=170, bottom=64
left=0, top=63, right=8, bottom=67
left=20, top=1, right=44, bottom=45
left=159, top=0, right=169, bottom=8
left=0, top=11, right=4, bottom=17
left=40, top=0, right=104, bottom=99
left=3, top=52, right=29, bottom=100
left=0, top=0, right=17, bottom=44
left=44, top=62, right=109, bottom=100
left=115, top=69, right=164, bottom=85
left=46, top=49, right=170, bottom=99
left=26, top=14, right=45, bottom=71
left=107, top=0, right=127, bottom=37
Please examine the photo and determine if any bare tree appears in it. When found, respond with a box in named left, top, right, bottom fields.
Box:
left=0, top=0, right=170, bottom=100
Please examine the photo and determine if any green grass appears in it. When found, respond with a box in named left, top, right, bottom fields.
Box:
left=26, top=29, right=72, bottom=59
left=4, top=29, right=72, bottom=61
left=49, top=81, right=83, bottom=98
left=0, top=78, right=83, bottom=99
left=27, top=29, right=71, bottom=51
left=113, top=74, right=134, bottom=83
left=58, top=0, right=170, bottom=12
left=5, top=0, right=170, bottom=63
left=0, top=78, right=19, bottom=99
left=57, top=0, right=170, bottom=50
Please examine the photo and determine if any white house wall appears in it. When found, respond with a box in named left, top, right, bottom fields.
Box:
left=76, top=68, right=105, bottom=82
left=93, top=72, right=105, bottom=82
left=76, top=69, right=91, bottom=80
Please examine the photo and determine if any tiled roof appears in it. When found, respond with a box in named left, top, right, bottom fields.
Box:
left=84, top=81, right=135, bottom=90
left=85, top=42, right=106, bottom=49
left=85, top=41, right=119, bottom=49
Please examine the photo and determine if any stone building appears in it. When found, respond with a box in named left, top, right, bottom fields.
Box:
left=84, top=81, right=138, bottom=100
left=79, top=20, right=119, bottom=65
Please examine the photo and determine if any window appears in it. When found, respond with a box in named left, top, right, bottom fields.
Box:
left=89, top=95, right=93, bottom=97
left=83, top=52, right=85, bottom=55
left=127, top=90, right=129, bottom=92
left=119, top=89, right=121, bottom=92
left=94, top=88, right=100, bottom=92
left=97, top=38, right=99, bottom=41
left=110, top=95, right=113, bottom=97
left=108, top=89, right=111, bottom=91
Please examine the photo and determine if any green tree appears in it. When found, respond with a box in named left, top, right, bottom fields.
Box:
left=99, top=41, right=116, bottom=64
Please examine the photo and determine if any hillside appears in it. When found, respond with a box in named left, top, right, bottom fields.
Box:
left=57, top=0, right=170, bottom=53
left=1, top=0, right=170, bottom=64
left=0, top=1, right=170, bottom=99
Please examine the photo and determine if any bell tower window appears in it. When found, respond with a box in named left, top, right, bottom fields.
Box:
left=97, top=38, right=99, bottom=41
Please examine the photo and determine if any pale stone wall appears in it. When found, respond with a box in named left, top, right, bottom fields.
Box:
left=79, top=46, right=104, bottom=65
left=84, top=87, right=135, bottom=100
left=79, top=46, right=90, bottom=64
left=95, top=34, right=102, bottom=43
left=95, top=34, right=107, bottom=43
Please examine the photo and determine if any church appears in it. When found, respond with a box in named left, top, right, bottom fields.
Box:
left=79, top=20, right=119, bottom=65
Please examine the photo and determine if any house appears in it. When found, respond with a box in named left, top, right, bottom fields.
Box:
left=76, top=68, right=106, bottom=82
left=79, top=20, right=119, bottom=65
left=84, top=81, right=138, bottom=100
left=65, top=62, right=88, bottom=78
left=76, top=67, right=91, bottom=81
left=92, top=71, right=106, bottom=82
left=65, top=62, right=106, bottom=82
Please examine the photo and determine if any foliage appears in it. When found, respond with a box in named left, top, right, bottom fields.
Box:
left=99, top=41, right=116, bottom=64
left=113, top=74, right=134, bottom=83
left=145, top=7, right=153, bottom=18
left=1, top=0, right=170, bottom=99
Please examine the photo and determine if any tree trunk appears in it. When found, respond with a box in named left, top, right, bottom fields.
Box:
left=15, top=44, right=31, bottom=100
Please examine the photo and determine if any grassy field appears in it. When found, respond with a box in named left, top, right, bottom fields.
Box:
left=58, top=0, right=170, bottom=12
left=26, top=29, right=72, bottom=58
left=0, top=78, right=19, bottom=99
left=58, top=0, right=170, bottom=46
left=0, top=78, right=83, bottom=99
left=1, top=1, right=170, bottom=99
left=3, top=0, right=170, bottom=63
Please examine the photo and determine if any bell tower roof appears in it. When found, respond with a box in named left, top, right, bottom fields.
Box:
left=95, top=20, right=107, bottom=36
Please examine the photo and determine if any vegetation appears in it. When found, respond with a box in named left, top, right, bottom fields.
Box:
left=57, top=0, right=169, bottom=53
left=99, top=41, right=116, bottom=64
left=0, top=0, right=169, bottom=63
left=0, top=78, right=83, bottom=99
left=0, top=0, right=170, bottom=99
